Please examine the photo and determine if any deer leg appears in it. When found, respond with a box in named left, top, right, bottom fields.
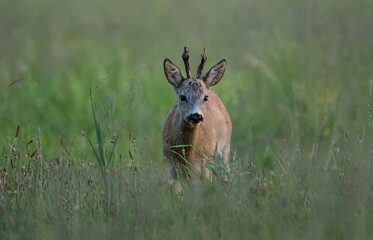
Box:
left=164, top=158, right=183, bottom=194
left=222, top=144, right=231, bottom=181
left=222, top=143, right=230, bottom=165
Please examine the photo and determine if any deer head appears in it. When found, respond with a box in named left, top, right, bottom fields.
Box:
left=164, top=47, right=226, bottom=125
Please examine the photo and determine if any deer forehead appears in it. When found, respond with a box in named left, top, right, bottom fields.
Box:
left=179, top=79, right=207, bottom=96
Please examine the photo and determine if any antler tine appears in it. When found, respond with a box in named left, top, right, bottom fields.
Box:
left=182, top=46, right=192, bottom=79
left=196, top=48, right=207, bottom=79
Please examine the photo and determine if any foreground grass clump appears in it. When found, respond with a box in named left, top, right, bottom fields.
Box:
left=1, top=124, right=373, bottom=239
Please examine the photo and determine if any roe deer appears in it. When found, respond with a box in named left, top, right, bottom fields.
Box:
left=162, top=47, right=232, bottom=191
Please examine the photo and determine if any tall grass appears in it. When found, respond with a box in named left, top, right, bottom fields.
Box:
left=1, top=0, right=373, bottom=239
left=1, top=123, right=373, bottom=239
left=88, top=88, right=119, bottom=209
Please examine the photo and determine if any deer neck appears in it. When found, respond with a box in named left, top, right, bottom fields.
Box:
left=174, top=112, right=199, bottom=146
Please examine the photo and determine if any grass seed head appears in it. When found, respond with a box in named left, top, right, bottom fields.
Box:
left=60, top=137, right=65, bottom=147
left=37, top=128, right=42, bottom=151
left=15, top=124, right=20, bottom=138
left=30, top=149, right=37, bottom=158
left=27, top=138, right=34, bottom=145
left=37, top=128, right=43, bottom=164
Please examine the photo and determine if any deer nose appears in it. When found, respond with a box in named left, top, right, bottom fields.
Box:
left=187, top=113, right=203, bottom=124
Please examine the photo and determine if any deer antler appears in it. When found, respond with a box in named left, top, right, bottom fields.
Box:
left=196, top=48, right=207, bottom=79
left=182, top=46, right=192, bottom=79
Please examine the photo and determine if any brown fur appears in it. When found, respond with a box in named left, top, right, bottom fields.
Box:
left=162, top=90, right=231, bottom=178
left=162, top=49, right=232, bottom=190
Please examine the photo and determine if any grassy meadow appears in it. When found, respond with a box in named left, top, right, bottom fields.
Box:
left=1, top=0, right=373, bottom=239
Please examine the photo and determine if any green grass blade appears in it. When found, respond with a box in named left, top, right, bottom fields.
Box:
left=166, top=148, right=196, bottom=178
left=106, top=133, right=119, bottom=170
left=90, top=88, right=106, bottom=168
left=170, top=144, right=210, bottom=161
left=87, top=135, right=104, bottom=173
left=270, top=149, right=296, bottom=183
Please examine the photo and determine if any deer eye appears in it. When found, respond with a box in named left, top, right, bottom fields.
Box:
left=204, top=96, right=208, bottom=102
left=180, top=95, right=187, bottom=102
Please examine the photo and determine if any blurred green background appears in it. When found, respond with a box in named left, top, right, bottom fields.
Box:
left=1, top=0, right=372, bottom=164
left=1, top=0, right=373, bottom=239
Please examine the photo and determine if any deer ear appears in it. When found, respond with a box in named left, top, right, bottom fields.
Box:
left=164, top=59, right=184, bottom=88
left=202, top=59, right=226, bottom=88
